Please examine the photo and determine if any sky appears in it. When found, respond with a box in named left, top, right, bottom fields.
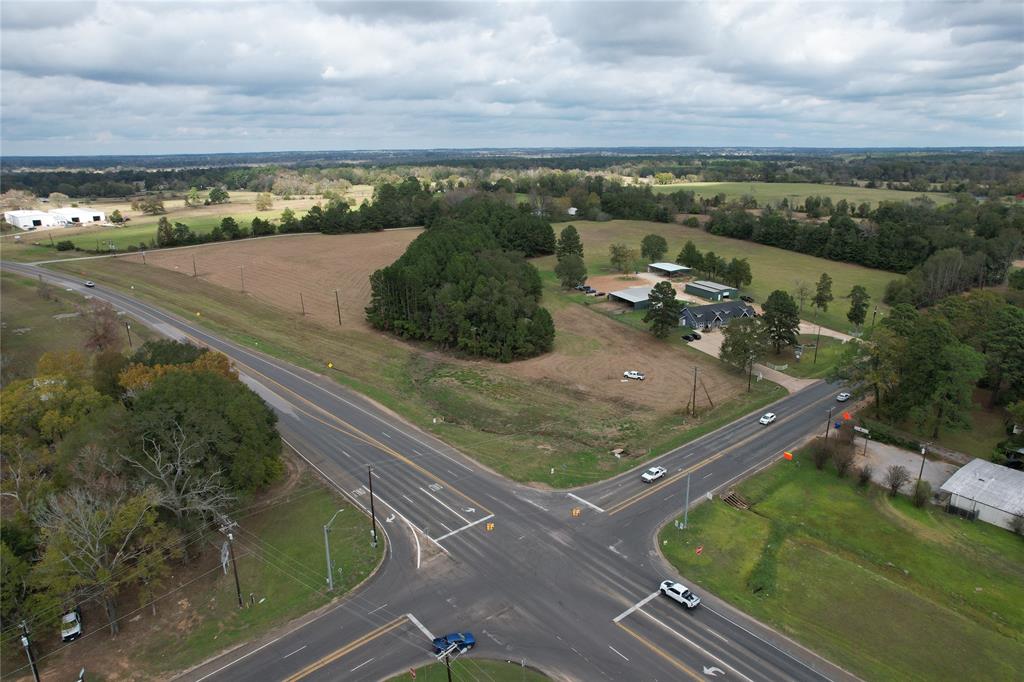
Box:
left=1, top=0, right=1022, bottom=156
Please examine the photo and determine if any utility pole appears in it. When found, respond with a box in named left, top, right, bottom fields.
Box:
left=747, top=357, right=753, bottom=392
left=367, top=466, right=378, bottom=548
left=870, top=306, right=878, bottom=331
left=20, top=621, right=40, bottom=682
left=445, top=650, right=453, bottom=682
left=141, top=250, right=147, bottom=265
left=824, top=406, right=835, bottom=440
left=220, top=520, right=243, bottom=608
left=124, top=320, right=133, bottom=349
left=300, top=292, right=306, bottom=316
left=691, top=366, right=698, bottom=416
left=813, top=325, right=822, bottom=364
left=335, top=289, right=343, bottom=325
left=682, top=474, right=691, bottom=529
left=240, top=265, right=246, bottom=292
left=192, top=255, right=198, bottom=277
left=323, top=508, right=345, bottom=591
left=916, top=443, right=929, bottom=488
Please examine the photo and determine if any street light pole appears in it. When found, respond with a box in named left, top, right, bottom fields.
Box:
left=813, top=325, right=822, bottom=364
left=124, top=320, right=133, bottom=349
left=323, top=508, right=345, bottom=591
left=824, top=406, right=834, bottom=440
left=682, top=474, right=691, bottom=529
left=916, top=443, right=929, bottom=488
left=367, top=466, right=378, bottom=548
left=20, top=622, right=40, bottom=682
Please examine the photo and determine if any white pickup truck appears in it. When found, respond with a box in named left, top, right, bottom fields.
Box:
left=623, top=370, right=646, bottom=381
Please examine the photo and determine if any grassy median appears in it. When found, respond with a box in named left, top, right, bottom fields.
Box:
left=659, top=457, right=1024, bottom=682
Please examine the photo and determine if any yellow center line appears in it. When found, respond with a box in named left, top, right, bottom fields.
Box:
left=283, top=615, right=408, bottom=682
left=615, top=621, right=703, bottom=681
left=606, top=394, right=833, bottom=515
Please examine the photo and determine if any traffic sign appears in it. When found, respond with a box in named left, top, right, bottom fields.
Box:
left=485, top=522, right=494, bottom=532
left=571, top=507, right=581, bottom=518
left=853, top=425, right=870, bottom=435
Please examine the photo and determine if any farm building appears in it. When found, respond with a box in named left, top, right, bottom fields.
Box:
left=3, top=210, right=62, bottom=230
left=939, top=459, right=1024, bottom=531
left=607, top=286, right=653, bottom=310
left=648, top=262, right=691, bottom=277
left=679, top=301, right=755, bottom=330
left=50, top=207, right=105, bottom=224
left=684, top=280, right=737, bottom=301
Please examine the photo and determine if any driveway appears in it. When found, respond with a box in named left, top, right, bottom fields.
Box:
left=852, top=438, right=960, bottom=490
left=686, top=327, right=818, bottom=393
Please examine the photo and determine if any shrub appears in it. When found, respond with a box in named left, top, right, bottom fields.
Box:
left=811, top=439, right=830, bottom=470
left=682, top=216, right=700, bottom=228
left=55, top=240, right=75, bottom=251
left=884, top=464, right=911, bottom=497
left=832, top=448, right=854, bottom=478
left=912, top=480, right=932, bottom=508
left=857, top=464, right=873, bottom=487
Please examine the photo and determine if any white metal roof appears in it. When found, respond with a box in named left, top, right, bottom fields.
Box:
left=50, top=207, right=103, bottom=218
left=608, top=286, right=653, bottom=304
left=649, top=262, right=689, bottom=272
left=939, top=459, right=1024, bottom=515
left=691, top=280, right=735, bottom=292
left=4, top=210, right=49, bottom=218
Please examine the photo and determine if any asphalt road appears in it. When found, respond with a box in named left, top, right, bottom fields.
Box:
left=4, top=261, right=859, bottom=682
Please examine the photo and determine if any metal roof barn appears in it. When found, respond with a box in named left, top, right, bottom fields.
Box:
left=648, top=262, right=691, bottom=276
left=939, top=458, right=1024, bottom=530
left=607, top=286, right=654, bottom=310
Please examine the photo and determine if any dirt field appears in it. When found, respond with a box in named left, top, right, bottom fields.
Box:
left=120, top=229, right=422, bottom=329
left=123, top=230, right=742, bottom=411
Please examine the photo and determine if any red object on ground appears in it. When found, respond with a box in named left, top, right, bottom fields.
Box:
left=783, top=451, right=794, bottom=461
left=695, top=545, right=704, bottom=555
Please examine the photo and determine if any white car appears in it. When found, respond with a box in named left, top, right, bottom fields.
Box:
left=623, top=370, right=646, bottom=381
left=641, top=466, right=667, bottom=483
left=836, top=392, right=851, bottom=402
left=759, top=412, right=777, bottom=425
left=660, top=580, right=701, bottom=608
left=61, top=609, right=83, bottom=642
left=83, top=280, right=95, bottom=288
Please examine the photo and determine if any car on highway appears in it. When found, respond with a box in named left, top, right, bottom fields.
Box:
left=623, top=370, right=645, bottom=381
left=836, top=392, right=851, bottom=402
left=759, top=412, right=777, bottom=425
left=660, top=580, right=701, bottom=608
left=641, top=466, right=667, bottom=483
left=432, top=632, right=475, bottom=654
left=83, top=280, right=95, bottom=288
left=61, top=608, right=83, bottom=642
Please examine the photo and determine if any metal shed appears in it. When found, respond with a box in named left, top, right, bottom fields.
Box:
left=648, top=262, right=691, bottom=277
left=939, top=459, right=1024, bottom=530
left=607, top=286, right=654, bottom=310
left=684, top=280, right=737, bottom=301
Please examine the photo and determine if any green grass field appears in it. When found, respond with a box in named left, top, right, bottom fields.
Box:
left=49, top=256, right=784, bottom=487
left=660, top=458, right=1024, bottom=682
left=551, top=220, right=897, bottom=334
left=773, top=333, right=848, bottom=379
left=387, top=659, right=549, bottom=681
left=890, top=388, right=1009, bottom=460
left=0, top=271, right=154, bottom=385
left=651, top=181, right=952, bottom=207
left=136, top=475, right=383, bottom=675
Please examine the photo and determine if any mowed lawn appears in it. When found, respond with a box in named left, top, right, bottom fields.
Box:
left=659, top=460, right=1024, bottom=682
left=651, top=181, right=952, bottom=208
left=552, top=220, right=897, bottom=333
left=0, top=271, right=154, bottom=384
left=387, top=660, right=549, bottom=681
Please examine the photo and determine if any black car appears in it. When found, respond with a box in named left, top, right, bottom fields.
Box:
left=682, top=334, right=695, bottom=341
left=691, top=331, right=702, bottom=340
left=740, top=295, right=754, bottom=303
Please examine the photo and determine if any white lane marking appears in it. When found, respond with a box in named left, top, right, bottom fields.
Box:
left=402, top=494, right=414, bottom=504
left=374, top=494, right=436, bottom=562
left=707, top=628, right=729, bottom=644
left=608, top=645, right=630, bottom=661
left=367, top=603, right=389, bottom=615
left=703, top=472, right=713, bottom=479
left=407, top=613, right=434, bottom=641
left=370, top=470, right=381, bottom=479
left=515, top=494, right=549, bottom=512
left=438, top=521, right=454, bottom=533
left=415, top=447, right=474, bottom=472
left=638, top=609, right=754, bottom=682
left=447, top=469, right=457, bottom=477
left=282, top=645, right=307, bottom=659
left=434, top=514, right=495, bottom=542
left=382, top=431, right=392, bottom=439
left=419, top=486, right=470, bottom=524
left=341, top=449, right=352, bottom=458
left=701, top=605, right=826, bottom=678
left=613, top=591, right=659, bottom=623
left=350, top=658, right=374, bottom=672
left=568, top=492, right=605, bottom=513
left=193, top=635, right=284, bottom=681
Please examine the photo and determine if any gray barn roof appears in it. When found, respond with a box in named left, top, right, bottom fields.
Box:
left=649, top=262, right=690, bottom=273
left=608, top=286, right=653, bottom=304
left=691, top=280, right=735, bottom=292
left=940, top=459, right=1024, bottom=515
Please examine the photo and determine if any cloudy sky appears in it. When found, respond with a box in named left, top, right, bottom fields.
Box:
left=1, top=0, right=1022, bottom=155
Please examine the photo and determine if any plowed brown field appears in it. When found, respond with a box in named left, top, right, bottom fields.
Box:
left=124, top=230, right=742, bottom=410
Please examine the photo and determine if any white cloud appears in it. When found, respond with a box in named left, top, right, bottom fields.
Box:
left=0, top=0, right=1021, bottom=154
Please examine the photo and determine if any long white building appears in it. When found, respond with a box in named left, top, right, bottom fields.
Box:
left=3, top=210, right=62, bottom=230
left=50, top=207, right=106, bottom=224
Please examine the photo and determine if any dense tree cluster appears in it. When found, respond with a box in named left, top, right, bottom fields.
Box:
left=366, top=198, right=555, bottom=361
left=0, top=341, right=281, bottom=644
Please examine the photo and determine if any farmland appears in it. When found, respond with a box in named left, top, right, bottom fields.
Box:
left=660, top=456, right=1024, bottom=682
left=651, top=181, right=952, bottom=207
left=549, top=220, right=898, bottom=334
left=50, top=230, right=783, bottom=486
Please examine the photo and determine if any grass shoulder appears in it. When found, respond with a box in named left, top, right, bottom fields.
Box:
left=387, top=659, right=550, bottom=681
left=659, top=455, right=1024, bottom=682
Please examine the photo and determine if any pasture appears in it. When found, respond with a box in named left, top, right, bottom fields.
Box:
left=52, top=230, right=783, bottom=486
left=651, top=181, right=952, bottom=207
left=549, top=220, right=897, bottom=334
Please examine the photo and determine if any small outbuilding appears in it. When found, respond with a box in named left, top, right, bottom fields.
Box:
left=939, top=458, right=1024, bottom=531
left=679, top=301, right=755, bottom=330
left=607, top=286, right=654, bottom=310
left=50, top=207, right=105, bottom=224
left=648, top=262, right=691, bottom=277
left=684, top=280, right=737, bottom=301
left=3, top=210, right=61, bottom=230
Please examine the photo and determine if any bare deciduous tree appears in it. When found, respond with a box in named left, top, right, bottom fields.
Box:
left=884, top=464, right=911, bottom=497
left=832, top=447, right=854, bottom=478
left=83, top=300, right=121, bottom=352
left=793, top=279, right=812, bottom=313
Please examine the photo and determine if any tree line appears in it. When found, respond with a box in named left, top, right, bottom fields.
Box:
left=1, top=334, right=281, bottom=647
left=366, top=197, right=556, bottom=362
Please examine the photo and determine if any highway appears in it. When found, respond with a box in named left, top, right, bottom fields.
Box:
left=4, top=261, right=859, bottom=682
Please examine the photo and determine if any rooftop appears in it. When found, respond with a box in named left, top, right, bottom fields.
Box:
left=3, top=209, right=49, bottom=217
left=690, top=280, right=735, bottom=292
left=940, top=458, right=1024, bottom=515
left=608, top=286, right=653, bottom=304
left=649, top=262, right=690, bottom=272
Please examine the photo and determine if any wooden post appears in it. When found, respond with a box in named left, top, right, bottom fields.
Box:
left=192, top=255, right=198, bottom=277
left=300, top=292, right=306, bottom=316
left=335, top=289, right=342, bottom=325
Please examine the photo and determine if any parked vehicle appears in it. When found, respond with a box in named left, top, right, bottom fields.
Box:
left=759, top=412, right=777, bottom=425
left=432, top=632, right=476, bottom=654
left=641, top=466, right=667, bottom=483
left=740, top=295, right=754, bottom=303
left=682, top=334, right=695, bottom=342
left=691, top=332, right=701, bottom=340
left=61, top=609, right=83, bottom=642
left=836, top=392, right=851, bottom=402
left=623, top=370, right=646, bottom=381
left=660, top=580, right=701, bottom=608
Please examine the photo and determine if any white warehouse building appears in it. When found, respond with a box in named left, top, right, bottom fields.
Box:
left=3, top=210, right=62, bottom=230
left=940, top=458, right=1024, bottom=531
left=49, top=207, right=106, bottom=225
